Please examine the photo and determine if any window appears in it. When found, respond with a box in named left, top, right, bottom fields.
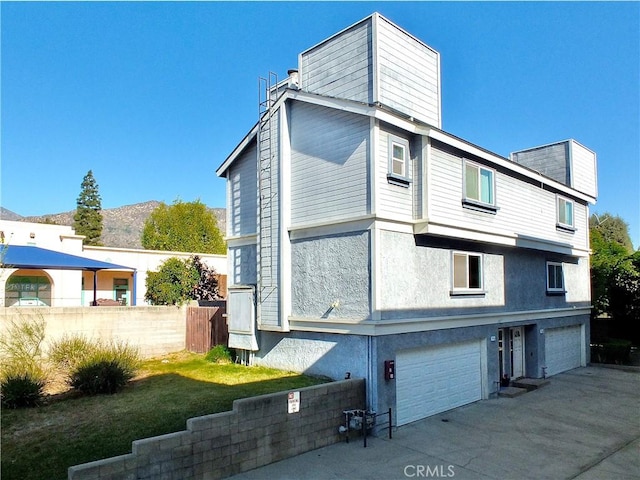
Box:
left=557, top=196, right=574, bottom=230
left=452, top=252, right=483, bottom=292
left=5, top=275, right=51, bottom=306
left=387, top=136, right=410, bottom=186
left=546, top=262, right=565, bottom=293
left=463, top=161, right=497, bottom=212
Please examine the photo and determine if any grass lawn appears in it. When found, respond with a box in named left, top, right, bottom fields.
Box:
left=1, top=352, right=328, bottom=480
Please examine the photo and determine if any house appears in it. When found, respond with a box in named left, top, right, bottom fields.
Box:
left=216, top=13, right=597, bottom=426
left=0, top=220, right=227, bottom=307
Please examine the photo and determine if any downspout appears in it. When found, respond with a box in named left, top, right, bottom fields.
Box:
left=367, top=335, right=374, bottom=411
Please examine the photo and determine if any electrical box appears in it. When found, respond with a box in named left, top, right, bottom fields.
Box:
left=384, top=360, right=395, bottom=380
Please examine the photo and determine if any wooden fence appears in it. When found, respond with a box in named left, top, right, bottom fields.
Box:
left=185, top=302, right=228, bottom=353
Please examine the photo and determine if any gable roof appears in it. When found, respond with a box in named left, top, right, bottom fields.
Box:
left=0, top=245, right=134, bottom=271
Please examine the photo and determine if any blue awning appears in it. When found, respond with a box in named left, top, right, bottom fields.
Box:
left=0, top=245, right=134, bottom=271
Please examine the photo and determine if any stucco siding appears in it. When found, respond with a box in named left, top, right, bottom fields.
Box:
left=300, top=18, right=372, bottom=103
left=290, top=102, right=370, bottom=226
left=377, top=230, right=591, bottom=318
left=376, top=16, right=440, bottom=128
left=227, top=143, right=257, bottom=238
left=428, top=144, right=590, bottom=252
left=253, top=331, right=368, bottom=381
left=378, top=230, right=505, bottom=313
left=291, top=230, right=371, bottom=320
left=563, top=256, right=592, bottom=304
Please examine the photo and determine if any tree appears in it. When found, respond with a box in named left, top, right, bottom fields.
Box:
left=145, top=257, right=198, bottom=306
left=191, top=256, right=221, bottom=301
left=589, top=213, right=634, bottom=254
left=590, top=213, right=640, bottom=345
left=141, top=200, right=225, bottom=254
left=73, top=170, right=103, bottom=246
left=144, top=255, right=221, bottom=305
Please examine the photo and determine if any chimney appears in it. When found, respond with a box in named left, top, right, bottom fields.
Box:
left=287, top=69, right=299, bottom=89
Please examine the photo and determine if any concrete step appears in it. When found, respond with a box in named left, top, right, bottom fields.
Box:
left=498, top=386, right=528, bottom=398
left=511, top=378, right=550, bottom=391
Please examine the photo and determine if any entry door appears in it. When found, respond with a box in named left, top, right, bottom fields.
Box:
left=511, top=327, right=525, bottom=379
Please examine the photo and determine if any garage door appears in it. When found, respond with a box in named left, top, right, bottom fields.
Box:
left=396, top=340, right=483, bottom=426
left=545, top=325, right=583, bottom=376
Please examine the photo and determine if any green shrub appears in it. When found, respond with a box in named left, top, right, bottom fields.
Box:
left=47, top=334, right=96, bottom=370
left=67, top=339, right=140, bottom=395
left=0, top=315, right=46, bottom=370
left=205, top=345, right=233, bottom=364
left=70, top=360, right=134, bottom=395
left=1, top=368, right=46, bottom=408
left=591, top=339, right=632, bottom=365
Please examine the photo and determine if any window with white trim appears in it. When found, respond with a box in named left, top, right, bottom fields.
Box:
left=387, top=136, right=410, bottom=186
left=557, top=196, right=574, bottom=230
left=463, top=160, right=496, bottom=211
left=452, top=252, right=483, bottom=292
left=546, top=262, right=565, bottom=293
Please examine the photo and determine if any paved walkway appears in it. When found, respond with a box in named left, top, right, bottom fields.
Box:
left=229, top=366, right=640, bottom=480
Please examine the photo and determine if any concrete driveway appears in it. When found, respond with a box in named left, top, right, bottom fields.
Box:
left=229, top=366, right=640, bottom=480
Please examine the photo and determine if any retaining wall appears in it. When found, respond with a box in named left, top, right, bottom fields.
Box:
left=68, top=378, right=366, bottom=480
left=0, top=306, right=187, bottom=358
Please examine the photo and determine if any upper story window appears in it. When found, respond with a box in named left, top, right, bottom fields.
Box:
left=557, top=196, right=575, bottom=231
left=452, top=251, right=484, bottom=294
left=387, top=135, right=410, bottom=187
left=463, top=160, right=497, bottom=213
left=546, top=261, right=565, bottom=294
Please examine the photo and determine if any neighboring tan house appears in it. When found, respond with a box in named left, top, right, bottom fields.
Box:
left=216, top=13, right=597, bottom=426
left=0, top=220, right=227, bottom=307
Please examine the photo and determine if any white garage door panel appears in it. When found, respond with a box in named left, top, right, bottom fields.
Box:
left=396, top=341, right=482, bottom=426
left=545, top=325, right=582, bottom=376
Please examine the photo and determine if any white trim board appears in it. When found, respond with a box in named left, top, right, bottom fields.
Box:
left=287, top=306, right=591, bottom=336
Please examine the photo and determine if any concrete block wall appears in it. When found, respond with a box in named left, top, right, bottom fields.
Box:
left=68, top=378, right=365, bottom=480
left=0, top=306, right=187, bottom=358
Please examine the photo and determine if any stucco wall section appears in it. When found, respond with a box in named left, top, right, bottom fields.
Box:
left=291, top=231, right=371, bottom=319
left=379, top=230, right=505, bottom=313
left=254, top=331, right=368, bottom=381
left=378, top=231, right=591, bottom=319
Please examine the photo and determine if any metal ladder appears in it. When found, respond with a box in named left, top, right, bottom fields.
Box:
left=257, top=73, right=278, bottom=317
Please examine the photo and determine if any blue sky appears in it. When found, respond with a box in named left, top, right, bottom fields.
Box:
left=1, top=2, right=638, bottom=247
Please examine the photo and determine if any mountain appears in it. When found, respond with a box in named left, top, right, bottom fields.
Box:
left=1, top=201, right=226, bottom=250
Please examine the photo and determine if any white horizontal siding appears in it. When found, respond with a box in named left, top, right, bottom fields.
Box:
left=301, top=19, right=372, bottom=103
left=570, top=141, right=597, bottom=198
left=290, top=102, right=370, bottom=226
left=377, top=128, right=414, bottom=222
left=228, top=144, right=257, bottom=237
left=428, top=146, right=589, bottom=252
left=376, top=17, right=440, bottom=128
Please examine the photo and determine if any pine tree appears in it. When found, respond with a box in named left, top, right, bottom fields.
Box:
left=73, top=170, right=103, bottom=246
